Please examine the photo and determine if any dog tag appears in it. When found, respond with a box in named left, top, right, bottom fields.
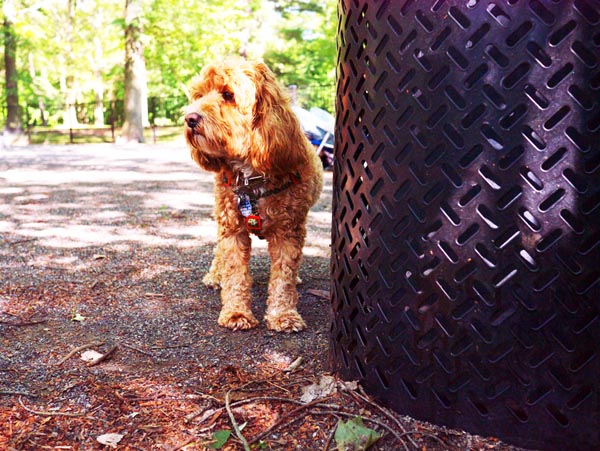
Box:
left=238, top=194, right=253, bottom=217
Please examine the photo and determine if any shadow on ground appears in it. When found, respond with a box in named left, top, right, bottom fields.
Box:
left=0, top=141, right=333, bottom=450
left=0, top=142, right=527, bottom=451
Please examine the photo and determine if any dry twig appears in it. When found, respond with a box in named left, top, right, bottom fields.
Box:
left=55, top=341, right=105, bottom=366
left=86, top=345, right=118, bottom=367
left=167, top=437, right=197, bottom=451
left=349, top=387, right=416, bottom=450
left=18, top=397, right=87, bottom=418
left=225, top=389, right=251, bottom=451
left=249, top=397, right=326, bottom=444
left=7, top=238, right=37, bottom=246
left=398, top=429, right=449, bottom=447
left=322, top=413, right=342, bottom=451
left=283, top=356, right=303, bottom=373
left=0, top=390, right=37, bottom=397
left=311, top=410, right=409, bottom=447
left=0, top=319, right=47, bottom=327
left=120, top=341, right=154, bottom=357
left=150, top=342, right=193, bottom=350
left=306, top=289, right=330, bottom=300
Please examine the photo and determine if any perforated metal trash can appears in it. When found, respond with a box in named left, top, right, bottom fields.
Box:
left=329, top=1, right=600, bottom=450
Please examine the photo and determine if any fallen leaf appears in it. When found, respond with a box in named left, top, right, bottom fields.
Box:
left=97, top=432, right=124, bottom=448
left=301, top=374, right=337, bottom=403
left=334, top=417, right=381, bottom=451
left=81, top=350, right=103, bottom=362
left=71, top=313, right=86, bottom=322
left=208, top=430, right=231, bottom=449
left=339, top=380, right=359, bottom=391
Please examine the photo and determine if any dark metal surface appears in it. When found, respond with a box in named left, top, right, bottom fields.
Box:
left=330, top=1, right=600, bottom=450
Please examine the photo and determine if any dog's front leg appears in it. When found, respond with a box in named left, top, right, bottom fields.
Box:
left=264, top=227, right=307, bottom=332
left=214, top=230, right=258, bottom=330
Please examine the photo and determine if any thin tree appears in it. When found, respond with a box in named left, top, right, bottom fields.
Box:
left=3, top=0, right=21, bottom=133
left=121, top=0, right=147, bottom=143
left=62, top=0, right=79, bottom=128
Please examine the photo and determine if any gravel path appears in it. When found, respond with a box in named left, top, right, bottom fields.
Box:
left=0, top=141, right=529, bottom=451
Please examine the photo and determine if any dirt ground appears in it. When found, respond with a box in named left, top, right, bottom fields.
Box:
left=0, top=141, right=531, bottom=451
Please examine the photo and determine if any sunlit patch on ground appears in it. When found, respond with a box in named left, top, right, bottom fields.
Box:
left=0, top=144, right=524, bottom=450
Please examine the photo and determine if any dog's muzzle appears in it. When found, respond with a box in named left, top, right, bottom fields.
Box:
left=184, top=113, right=202, bottom=130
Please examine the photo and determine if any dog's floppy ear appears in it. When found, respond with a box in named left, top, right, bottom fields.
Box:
left=250, top=62, right=308, bottom=175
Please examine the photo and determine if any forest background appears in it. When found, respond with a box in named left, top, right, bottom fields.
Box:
left=1, top=0, right=336, bottom=142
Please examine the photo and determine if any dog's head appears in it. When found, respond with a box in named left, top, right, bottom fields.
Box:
left=184, top=59, right=307, bottom=175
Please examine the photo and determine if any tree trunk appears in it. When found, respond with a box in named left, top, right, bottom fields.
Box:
left=38, top=99, right=47, bottom=126
left=94, top=70, right=105, bottom=127
left=28, top=52, right=47, bottom=126
left=63, top=75, right=79, bottom=128
left=3, top=1, right=21, bottom=133
left=92, top=18, right=105, bottom=127
left=61, top=0, right=79, bottom=129
left=121, top=0, right=147, bottom=143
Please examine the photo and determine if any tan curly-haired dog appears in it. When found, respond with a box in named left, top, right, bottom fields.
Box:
left=183, top=59, right=324, bottom=332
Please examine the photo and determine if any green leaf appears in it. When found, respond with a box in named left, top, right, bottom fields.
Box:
left=111, top=18, right=126, bottom=29
left=334, top=417, right=382, bottom=451
left=208, top=430, right=231, bottom=450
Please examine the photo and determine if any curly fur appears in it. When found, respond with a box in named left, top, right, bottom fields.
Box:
left=184, top=59, right=323, bottom=332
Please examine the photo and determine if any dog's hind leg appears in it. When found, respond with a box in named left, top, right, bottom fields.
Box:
left=203, top=252, right=222, bottom=288
left=264, top=228, right=307, bottom=333
left=215, top=232, right=258, bottom=330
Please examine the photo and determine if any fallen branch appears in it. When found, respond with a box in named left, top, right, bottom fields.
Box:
left=120, top=341, right=153, bottom=357
left=7, top=238, right=37, bottom=246
left=306, top=289, right=330, bottom=300
left=310, top=410, right=408, bottom=448
left=398, top=429, right=448, bottom=447
left=283, top=356, right=303, bottom=373
left=186, top=395, right=334, bottom=424
left=0, top=390, right=37, bottom=397
left=225, top=389, right=251, bottom=451
left=348, top=387, right=415, bottom=451
left=55, top=341, right=105, bottom=366
left=19, top=397, right=87, bottom=418
left=248, top=397, right=326, bottom=444
left=168, top=437, right=196, bottom=451
left=247, top=399, right=413, bottom=450
left=86, top=345, right=118, bottom=367
left=0, top=319, right=47, bottom=327
left=58, top=381, right=83, bottom=396
left=150, top=342, right=193, bottom=350
left=322, top=420, right=339, bottom=451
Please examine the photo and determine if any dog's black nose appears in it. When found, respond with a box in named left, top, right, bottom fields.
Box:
left=185, top=113, right=202, bottom=128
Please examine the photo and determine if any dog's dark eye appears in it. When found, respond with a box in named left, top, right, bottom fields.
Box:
left=222, top=91, right=234, bottom=102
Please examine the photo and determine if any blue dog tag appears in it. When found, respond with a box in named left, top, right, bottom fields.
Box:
left=238, top=194, right=253, bottom=217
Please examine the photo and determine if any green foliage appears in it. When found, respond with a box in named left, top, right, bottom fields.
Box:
left=263, top=0, right=336, bottom=111
left=334, top=417, right=382, bottom=451
left=2, top=0, right=336, bottom=128
left=208, top=429, right=231, bottom=449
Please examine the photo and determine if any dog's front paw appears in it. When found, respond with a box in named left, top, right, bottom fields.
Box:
left=203, top=271, right=221, bottom=289
left=218, top=310, right=259, bottom=331
left=265, top=310, right=306, bottom=333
